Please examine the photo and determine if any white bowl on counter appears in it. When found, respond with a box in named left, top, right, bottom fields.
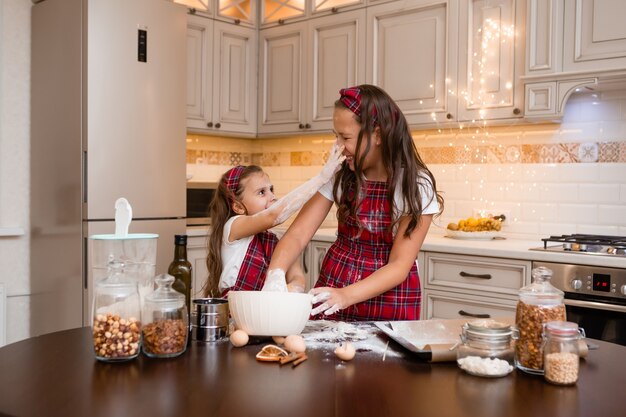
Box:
left=228, top=291, right=313, bottom=336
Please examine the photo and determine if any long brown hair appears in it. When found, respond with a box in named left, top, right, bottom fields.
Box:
left=203, top=165, right=264, bottom=297
left=333, top=84, right=444, bottom=237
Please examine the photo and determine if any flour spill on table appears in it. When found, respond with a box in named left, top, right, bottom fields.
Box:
left=300, top=320, right=401, bottom=358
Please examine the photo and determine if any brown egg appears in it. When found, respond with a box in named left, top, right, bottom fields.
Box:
left=284, top=335, right=306, bottom=353
left=334, top=342, right=356, bottom=361
left=229, top=329, right=249, bottom=347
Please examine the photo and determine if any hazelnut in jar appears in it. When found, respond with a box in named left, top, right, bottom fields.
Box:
left=542, top=321, right=585, bottom=385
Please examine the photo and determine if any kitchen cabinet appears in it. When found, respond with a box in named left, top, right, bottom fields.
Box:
left=187, top=14, right=257, bottom=135
left=260, top=0, right=364, bottom=26
left=367, top=0, right=524, bottom=125
left=421, top=251, right=531, bottom=320
left=307, top=240, right=333, bottom=290
left=188, top=234, right=209, bottom=299
left=258, top=9, right=366, bottom=134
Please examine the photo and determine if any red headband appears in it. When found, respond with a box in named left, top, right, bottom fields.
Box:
left=224, top=165, right=245, bottom=194
left=339, top=86, right=377, bottom=122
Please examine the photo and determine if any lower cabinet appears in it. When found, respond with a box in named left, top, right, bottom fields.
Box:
left=187, top=234, right=209, bottom=299
left=306, top=240, right=332, bottom=291
left=421, top=251, right=531, bottom=320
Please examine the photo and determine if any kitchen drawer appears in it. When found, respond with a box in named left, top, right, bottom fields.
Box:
left=424, top=252, right=531, bottom=296
left=423, top=289, right=516, bottom=320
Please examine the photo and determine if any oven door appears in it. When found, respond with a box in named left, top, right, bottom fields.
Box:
left=564, top=298, right=626, bottom=346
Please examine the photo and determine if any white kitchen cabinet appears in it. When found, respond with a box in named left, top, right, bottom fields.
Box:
left=215, top=0, right=257, bottom=26
left=366, top=0, right=459, bottom=125
left=307, top=240, right=332, bottom=290
left=260, top=0, right=365, bottom=26
left=457, top=0, right=525, bottom=121
left=188, top=234, right=209, bottom=299
left=421, top=251, right=530, bottom=320
left=562, top=0, right=626, bottom=72
left=258, top=9, right=366, bottom=134
left=186, top=15, right=257, bottom=135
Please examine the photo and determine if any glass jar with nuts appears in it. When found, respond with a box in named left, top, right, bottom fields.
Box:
left=142, top=274, right=189, bottom=358
left=513, top=266, right=566, bottom=375
left=92, top=260, right=142, bottom=362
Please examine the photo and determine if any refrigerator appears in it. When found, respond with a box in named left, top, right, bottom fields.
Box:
left=30, top=0, right=187, bottom=332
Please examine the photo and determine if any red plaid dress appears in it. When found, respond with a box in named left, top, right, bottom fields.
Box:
left=314, top=179, right=421, bottom=321
left=221, top=231, right=278, bottom=297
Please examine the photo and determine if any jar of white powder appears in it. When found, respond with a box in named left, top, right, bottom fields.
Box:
left=456, top=319, right=514, bottom=377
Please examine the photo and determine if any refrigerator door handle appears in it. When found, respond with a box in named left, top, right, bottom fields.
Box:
left=82, top=150, right=88, bottom=203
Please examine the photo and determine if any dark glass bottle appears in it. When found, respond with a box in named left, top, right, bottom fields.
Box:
left=168, top=235, right=192, bottom=324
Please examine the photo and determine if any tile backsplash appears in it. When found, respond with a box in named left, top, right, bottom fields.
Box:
left=187, top=92, right=626, bottom=237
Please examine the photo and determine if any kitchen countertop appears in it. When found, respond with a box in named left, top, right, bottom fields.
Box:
left=187, top=226, right=626, bottom=268
left=1, top=325, right=624, bottom=417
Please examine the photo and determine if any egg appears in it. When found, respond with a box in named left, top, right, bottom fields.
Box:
left=272, top=336, right=286, bottom=345
left=229, top=329, right=249, bottom=347
left=283, top=335, right=306, bottom=353
left=334, top=342, right=356, bottom=361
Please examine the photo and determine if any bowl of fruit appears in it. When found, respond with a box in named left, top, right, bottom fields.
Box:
left=446, top=215, right=505, bottom=240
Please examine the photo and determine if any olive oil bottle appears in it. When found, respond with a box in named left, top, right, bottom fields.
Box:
left=168, top=235, right=192, bottom=322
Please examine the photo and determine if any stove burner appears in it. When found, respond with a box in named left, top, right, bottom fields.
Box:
left=539, top=234, right=626, bottom=257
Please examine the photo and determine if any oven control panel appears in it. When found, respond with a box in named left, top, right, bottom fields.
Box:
left=533, top=261, right=626, bottom=301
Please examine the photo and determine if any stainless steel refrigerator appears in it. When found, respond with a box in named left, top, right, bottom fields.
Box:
left=31, top=0, right=187, bottom=333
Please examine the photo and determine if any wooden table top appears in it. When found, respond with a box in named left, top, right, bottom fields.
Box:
left=0, top=326, right=624, bottom=417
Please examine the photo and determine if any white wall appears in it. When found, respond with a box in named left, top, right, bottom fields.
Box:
left=0, top=0, right=31, bottom=345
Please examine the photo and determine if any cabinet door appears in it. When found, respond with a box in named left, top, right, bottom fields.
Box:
left=457, top=0, right=525, bottom=121
left=563, top=0, right=626, bottom=72
left=307, top=9, right=366, bottom=131
left=258, top=22, right=307, bottom=134
left=186, top=15, right=213, bottom=131
left=212, top=21, right=257, bottom=134
left=366, top=0, right=458, bottom=125
left=187, top=235, right=209, bottom=299
left=308, top=240, right=332, bottom=290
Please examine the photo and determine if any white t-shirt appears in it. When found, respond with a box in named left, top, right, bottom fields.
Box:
left=218, top=215, right=253, bottom=292
left=318, top=171, right=440, bottom=228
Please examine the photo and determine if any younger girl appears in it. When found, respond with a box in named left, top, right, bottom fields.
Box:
left=267, top=85, right=444, bottom=321
left=203, top=147, right=344, bottom=298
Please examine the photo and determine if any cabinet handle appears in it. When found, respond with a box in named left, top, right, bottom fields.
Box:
left=188, top=8, right=197, bottom=15
left=459, top=310, right=491, bottom=319
left=446, top=113, right=453, bottom=120
left=206, top=122, right=213, bottom=128
left=299, top=123, right=305, bottom=129
left=331, top=7, right=338, bottom=13
left=234, top=18, right=241, bottom=25
left=215, top=123, right=221, bottom=129
left=278, top=19, right=285, bottom=25
left=513, top=107, right=521, bottom=115
left=459, top=271, right=492, bottom=279
left=305, top=123, right=311, bottom=129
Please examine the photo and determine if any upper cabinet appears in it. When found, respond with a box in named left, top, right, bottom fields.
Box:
left=260, top=0, right=365, bottom=26
left=258, top=9, right=366, bottom=134
left=367, top=0, right=524, bottom=125
left=186, top=14, right=257, bottom=135
left=524, top=0, right=626, bottom=120
left=176, top=0, right=257, bottom=26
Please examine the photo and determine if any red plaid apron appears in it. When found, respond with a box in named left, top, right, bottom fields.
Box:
left=314, top=179, right=421, bottom=321
left=221, top=231, right=278, bottom=297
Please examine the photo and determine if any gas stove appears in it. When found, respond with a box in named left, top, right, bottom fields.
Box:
left=530, top=234, right=626, bottom=257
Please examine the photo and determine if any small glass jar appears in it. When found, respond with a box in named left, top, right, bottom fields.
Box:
left=92, top=260, right=142, bottom=362
left=514, top=266, right=566, bottom=375
left=142, top=274, right=189, bottom=358
left=542, top=321, right=585, bottom=385
left=456, top=319, right=514, bottom=378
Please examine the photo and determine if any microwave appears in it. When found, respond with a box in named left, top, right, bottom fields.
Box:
left=186, top=182, right=217, bottom=226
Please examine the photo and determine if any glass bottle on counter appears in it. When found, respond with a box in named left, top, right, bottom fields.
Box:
left=142, top=274, right=189, bottom=358
left=168, top=234, right=193, bottom=322
left=92, top=259, right=141, bottom=362
left=456, top=319, right=514, bottom=377
left=542, top=321, right=585, bottom=385
left=513, top=266, right=566, bottom=374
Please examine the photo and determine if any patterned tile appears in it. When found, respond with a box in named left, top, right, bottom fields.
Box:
left=620, top=142, right=626, bottom=162
left=521, top=144, right=541, bottom=163
left=229, top=152, right=242, bottom=166
left=291, top=151, right=312, bottom=166
left=599, top=142, right=620, bottom=162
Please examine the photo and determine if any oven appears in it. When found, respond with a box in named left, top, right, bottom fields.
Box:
left=186, top=182, right=217, bottom=226
left=530, top=235, right=626, bottom=346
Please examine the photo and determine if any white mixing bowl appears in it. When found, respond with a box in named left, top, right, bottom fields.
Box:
left=228, top=291, right=313, bottom=336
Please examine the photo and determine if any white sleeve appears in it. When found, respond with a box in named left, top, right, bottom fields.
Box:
left=318, top=176, right=335, bottom=201
left=219, top=216, right=253, bottom=292
left=394, top=173, right=439, bottom=215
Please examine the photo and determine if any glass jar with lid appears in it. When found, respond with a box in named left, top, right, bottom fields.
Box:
left=92, top=260, right=142, bottom=362
left=514, top=266, right=566, bottom=374
left=142, top=274, right=189, bottom=358
left=456, top=319, right=514, bottom=377
left=542, top=321, right=585, bottom=385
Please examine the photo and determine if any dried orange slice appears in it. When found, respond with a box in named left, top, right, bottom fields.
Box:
left=256, top=344, right=289, bottom=362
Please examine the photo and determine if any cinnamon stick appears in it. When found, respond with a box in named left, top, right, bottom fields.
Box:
left=292, top=354, right=308, bottom=367
left=279, top=352, right=305, bottom=365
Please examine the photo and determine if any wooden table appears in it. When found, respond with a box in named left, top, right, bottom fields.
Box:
left=0, top=326, right=624, bottom=417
